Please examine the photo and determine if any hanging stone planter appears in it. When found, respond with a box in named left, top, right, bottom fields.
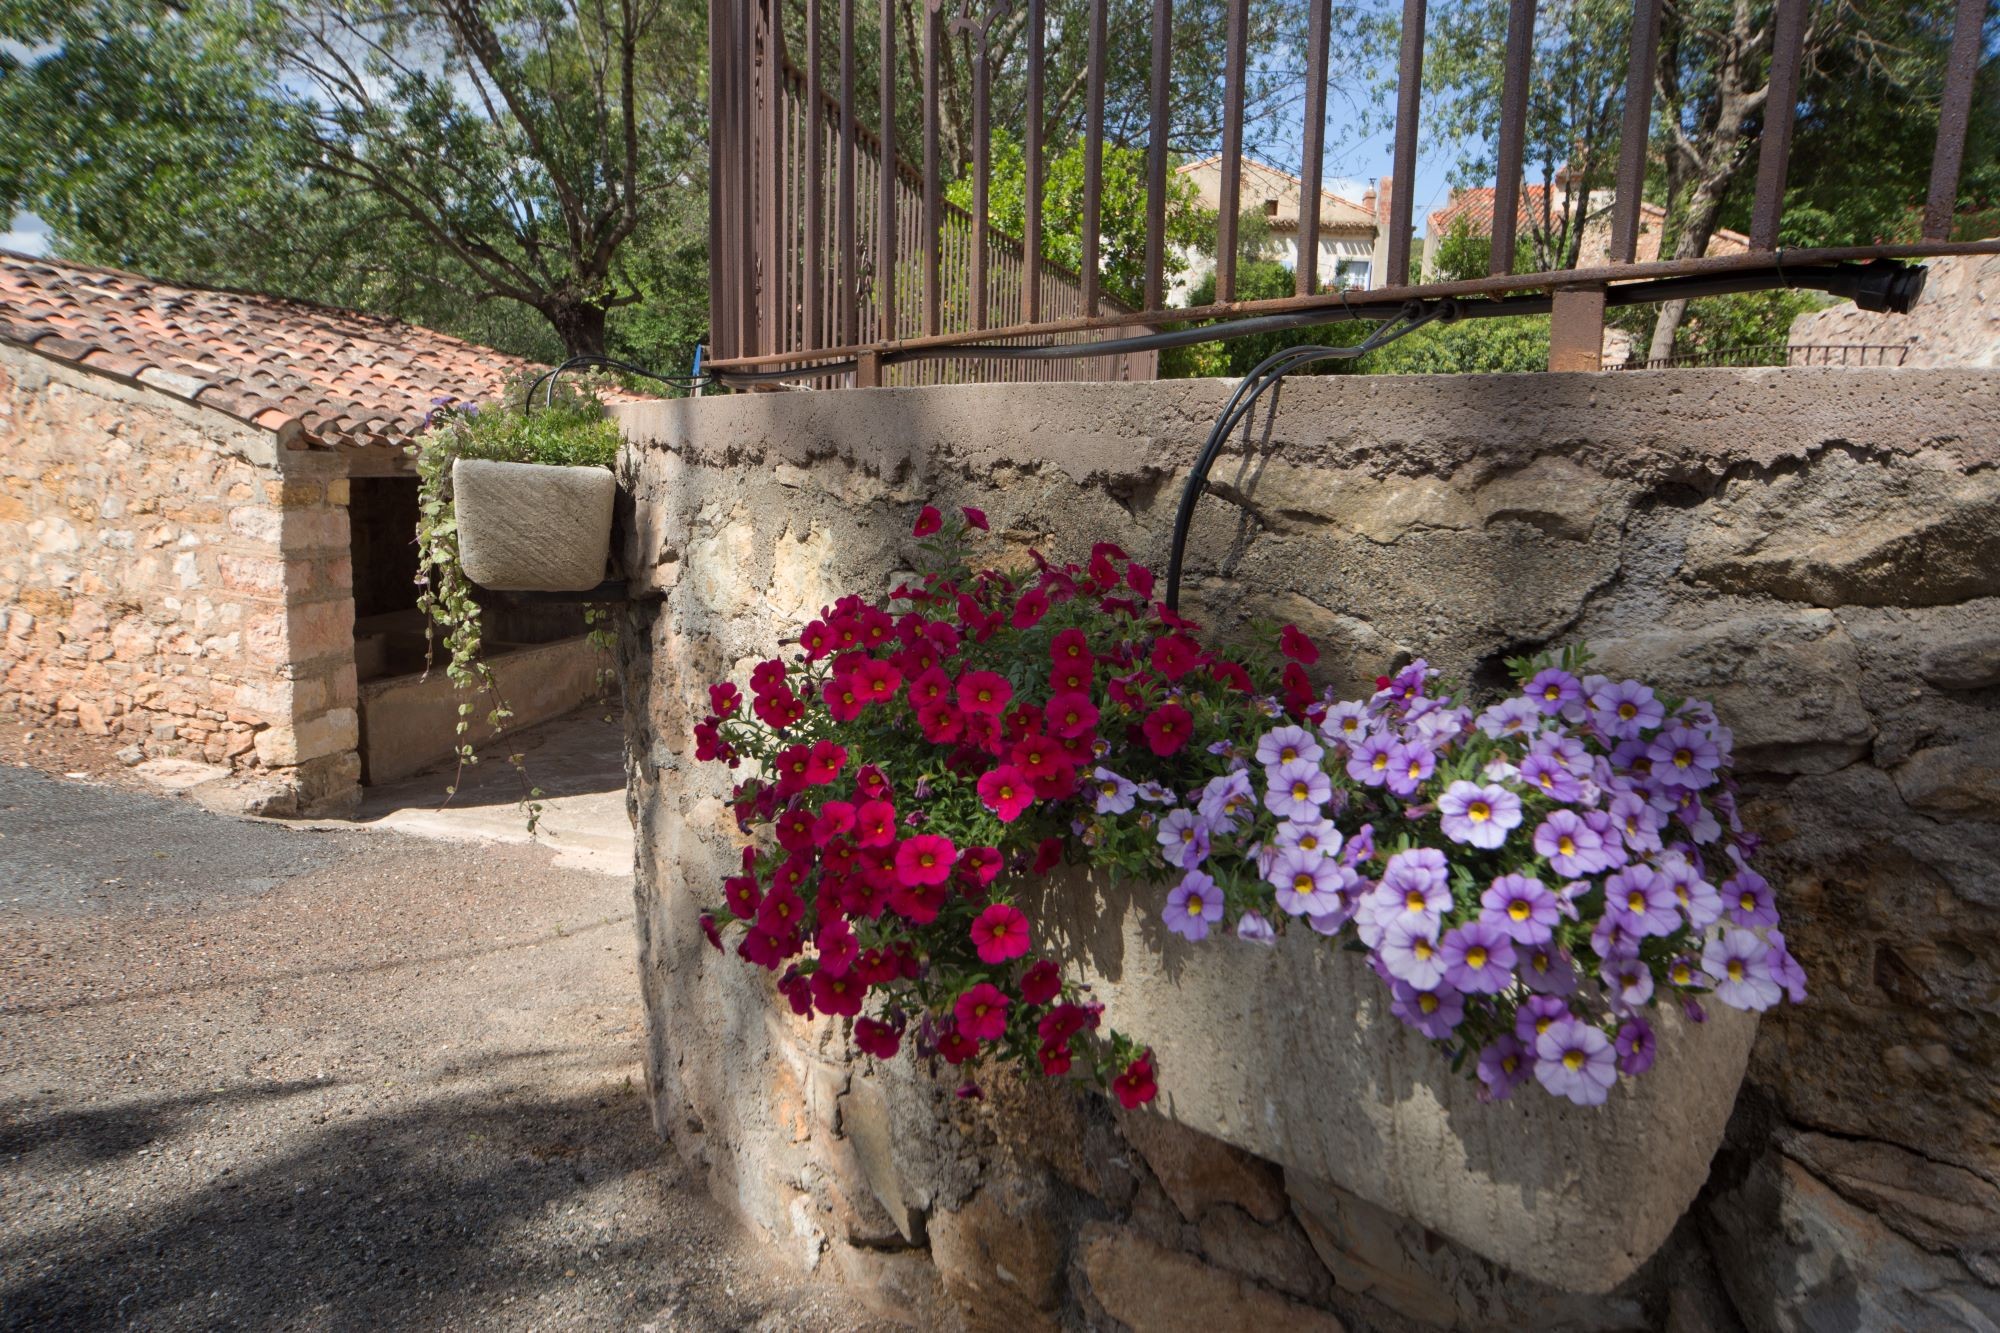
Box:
left=452, top=458, right=617, bottom=593
left=1030, top=867, right=1760, bottom=1294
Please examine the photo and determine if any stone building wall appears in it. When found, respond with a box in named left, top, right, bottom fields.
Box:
left=1790, top=249, right=2000, bottom=368
left=0, top=344, right=360, bottom=813
left=612, top=369, right=2000, bottom=1332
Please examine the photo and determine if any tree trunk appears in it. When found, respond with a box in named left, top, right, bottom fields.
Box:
left=1644, top=165, right=1733, bottom=364
left=545, top=299, right=610, bottom=359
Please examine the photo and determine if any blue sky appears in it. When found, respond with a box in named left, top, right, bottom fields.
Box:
left=3, top=211, right=50, bottom=256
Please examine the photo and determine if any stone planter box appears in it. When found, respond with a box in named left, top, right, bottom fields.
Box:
left=1029, top=869, right=1759, bottom=1294
left=452, top=458, right=616, bottom=593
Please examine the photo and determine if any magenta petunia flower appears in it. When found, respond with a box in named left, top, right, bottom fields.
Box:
left=1389, top=979, right=1464, bottom=1039
left=1703, top=929, right=1783, bottom=1011
left=1532, top=810, right=1608, bottom=878
left=1479, top=872, right=1559, bottom=945
left=954, top=982, right=1012, bottom=1041
left=1723, top=868, right=1779, bottom=927
left=1141, top=702, right=1194, bottom=756
left=1535, top=1016, right=1617, bottom=1105
left=1614, top=1016, right=1657, bottom=1075
left=1605, top=865, right=1681, bottom=938
left=1589, top=678, right=1665, bottom=739
left=1271, top=847, right=1344, bottom=917
left=1256, top=724, right=1324, bottom=770
left=1648, top=724, right=1722, bottom=790
left=1379, top=914, right=1447, bottom=988
left=1264, top=758, right=1332, bottom=821
left=1476, top=1035, right=1532, bottom=1101
left=895, top=833, right=958, bottom=887
left=1437, top=780, right=1523, bottom=849
left=1092, top=767, right=1138, bottom=815
left=1440, top=920, right=1518, bottom=994
left=971, top=903, right=1030, bottom=964
left=1163, top=870, right=1225, bottom=941
left=1383, top=740, right=1436, bottom=798
left=1347, top=732, right=1398, bottom=787
left=976, top=765, right=1035, bottom=822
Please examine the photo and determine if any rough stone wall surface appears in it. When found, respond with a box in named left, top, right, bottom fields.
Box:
left=1789, top=249, right=2000, bottom=368
left=613, top=369, right=2000, bottom=1332
left=0, top=345, right=360, bottom=813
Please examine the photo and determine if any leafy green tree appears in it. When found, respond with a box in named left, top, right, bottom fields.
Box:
left=1351, top=314, right=1550, bottom=374
left=1426, top=214, right=1493, bottom=282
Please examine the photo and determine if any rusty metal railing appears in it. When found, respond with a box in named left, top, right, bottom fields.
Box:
left=1614, top=342, right=1916, bottom=371
left=709, top=0, right=1999, bottom=386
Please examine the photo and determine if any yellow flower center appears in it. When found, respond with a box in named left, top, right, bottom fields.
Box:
left=1727, top=960, right=1745, bottom=981
left=1509, top=900, right=1531, bottom=921
left=1281, top=746, right=1298, bottom=762
left=1405, top=890, right=1427, bottom=912
left=1562, top=1050, right=1585, bottom=1071
left=1292, top=782, right=1311, bottom=801
left=1502, top=1054, right=1519, bottom=1073
left=1469, top=802, right=1491, bottom=822
left=1186, top=893, right=1205, bottom=915
left=1539, top=771, right=1555, bottom=790
left=1627, top=890, right=1647, bottom=913
left=1672, top=963, right=1693, bottom=985
left=1100, top=782, right=1118, bottom=797
left=1466, top=947, right=1488, bottom=969
left=1536, top=1015, right=1554, bottom=1034
left=1418, top=993, right=1439, bottom=1014
left=1412, top=939, right=1434, bottom=960
left=1408, top=760, right=1423, bottom=779
left=1674, top=748, right=1694, bottom=768
left=1299, top=834, right=1319, bottom=851
left=1740, top=891, right=1757, bottom=911
left=1558, top=835, right=1576, bottom=856
left=1619, top=702, right=1637, bottom=719
left=1372, top=753, right=1390, bottom=772
left=1544, top=686, right=1561, bottom=701
left=1293, top=873, right=1314, bottom=893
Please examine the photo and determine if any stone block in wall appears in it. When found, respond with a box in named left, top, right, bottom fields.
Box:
left=1075, top=1221, right=1348, bottom=1333
left=1589, top=610, right=1874, bottom=775
left=1117, top=1105, right=1288, bottom=1225
left=1777, top=1130, right=2000, bottom=1280
left=928, top=1173, right=1066, bottom=1330
left=251, top=707, right=357, bottom=766
left=1891, top=737, right=2000, bottom=819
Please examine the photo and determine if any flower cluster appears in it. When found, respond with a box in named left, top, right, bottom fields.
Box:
left=693, top=505, right=1802, bottom=1110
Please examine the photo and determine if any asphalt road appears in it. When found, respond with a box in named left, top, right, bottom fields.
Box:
left=0, top=765, right=893, bottom=1332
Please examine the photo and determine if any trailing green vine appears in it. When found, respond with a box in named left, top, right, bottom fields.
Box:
left=410, top=375, right=623, bottom=831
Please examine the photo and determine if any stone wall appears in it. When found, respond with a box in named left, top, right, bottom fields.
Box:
left=0, top=345, right=360, bottom=813
left=613, top=368, right=2000, bottom=1332
left=1790, top=249, right=2000, bottom=368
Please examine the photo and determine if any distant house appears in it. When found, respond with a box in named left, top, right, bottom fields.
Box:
left=1171, top=156, right=1380, bottom=304
left=0, top=253, right=610, bottom=813
left=1420, top=182, right=1751, bottom=278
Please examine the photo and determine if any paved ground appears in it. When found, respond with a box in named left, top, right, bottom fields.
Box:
left=0, top=720, right=894, bottom=1332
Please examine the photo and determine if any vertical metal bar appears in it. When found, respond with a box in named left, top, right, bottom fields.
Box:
left=1748, top=0, right=1805, bottom=249
left=1489, top=0, right=1535, bottom=275
left=1081, top=0, right=1107, bottom=314
left=924, top=0, right=942, bottom=335
left=739, top=0, right=760, bottom=353
left=1608, top=0, right=1661, bottom=264
left=1384, top=0, right=1426, bottom=287
left=1023, top=0, right=1045, bottom=322
left=1549, top=287, right=1606, bottom=370
left=1216, top=0, right=1248, bottom=301
left=878, top=0, right=898, bottom=340
left=806, top=0, right=825, bottom=351
left=1297, top=0, right=1331, bottom=295
left=972, top=11, right=992, bottom=329
left=1924, top=0, right=1985, bottom=241
left=760, top=0, right=786, bottom=356
left=708, top=0, right=731, bottom=357
left=1143, top=0, right=1173, bottom=312
left=838, top=0, right=858, bottom=343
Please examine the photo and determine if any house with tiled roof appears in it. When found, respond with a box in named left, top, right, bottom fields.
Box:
left=1170, top=156, right=1381, bottom=302
left=1420, top=182, right=1751, bottom=277
left=0, top=253, right=610, bottom=813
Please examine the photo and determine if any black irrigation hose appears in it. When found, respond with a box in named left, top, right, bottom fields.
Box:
left=1161, top=303, right=1455, bottom=613
left=523, top=354, right=713, bottom=414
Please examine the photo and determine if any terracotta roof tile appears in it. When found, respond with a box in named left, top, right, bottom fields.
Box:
left=0, top=251, right=572, bottom=448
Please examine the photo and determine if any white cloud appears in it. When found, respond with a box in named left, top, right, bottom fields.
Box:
left=1, top=212, right=51, bottom=256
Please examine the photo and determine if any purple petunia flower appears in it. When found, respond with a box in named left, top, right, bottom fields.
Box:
left=1648, top=725, right=1722, bottom=790
left=1389, top=979, right=1464, bottom=1039
left=1660, top=855, right=1723, bottom=930
left=1264, top=758, right=1333, bottom=822
left=1383, top=740, right=1437, bottom=798
left=1766, top=929, right=1808, bottom=1003
left=1381, top=660, right=1435, bottom=707
left=1477, top=696, right=1543, bottom=741
left=1197, top=770, right=1255, bottom=832
left=1440, top=920, right=1517, bottom=994
left=1535, top=1016, right=1617, bottom=1106
left=1236, top=911, right=1277, bottom=946
left=1605, top=865, right=1681, bottom=938
left=1410, top=704, right=1473, bottom=748
left=1376, top=848, right=1451, bottom=928
left=1614, top=1016, right=1657, bottom=1075
left=1320, top=700, right=1373, bottom=746
left=1156, top=809, right=1211, bottom=870
left=1380, top=913, right=1447, bottom=987
left=1671, top=790, right=1722, bottom=844
left=1437, top=780, right=1523, bottom=850
left=1476, top=1035, right=1534, bottom=1101
left=1276, top=817, right=1342, bottom=860
left=1704, top=929, right=1783, bottom=1011
left=1347, top=732, right=1397, bottom=787
left=1519, top=943, right=1579, bottom=996
left=1526, top=668, right=1583, bottom=718
left=1519, top=753, right=1585, bottom=804
left=1723, top=868, right=1779, bottom=928
left=1163, top=870, right=1225, bottom=942
left=1602, top=953, right=1656, bottom=1012
left=1092, top=767, right=1138, bottom=815
left=1515, top=995, right=1571, bottom=1046
left=1256, top=724, right=1324, bottom=770
left=1270, top=847, right=1344, bottom=917
left=1589, top=679, right=1665, bottom=739
left=1609, top=790, right=1666, bottom=854
left=1135, top=780, right=1176, bottom=804
left=1666, top=953, right=1708, bottom=991
left=1533, top=810, right=1609, bottom=878
left=1533, top=730, right=1594, bottom=777
left=1305, top=886, right=1359, bottom=935
left=1580, top=809, right=1630, bottom=870
left=1480, top=872, right=1559, bottom=945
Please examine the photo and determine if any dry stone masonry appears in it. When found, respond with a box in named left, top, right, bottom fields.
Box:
left=613, top=368, right=2000, bottom=1332
left=0, top=345, right=360, bottom=813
